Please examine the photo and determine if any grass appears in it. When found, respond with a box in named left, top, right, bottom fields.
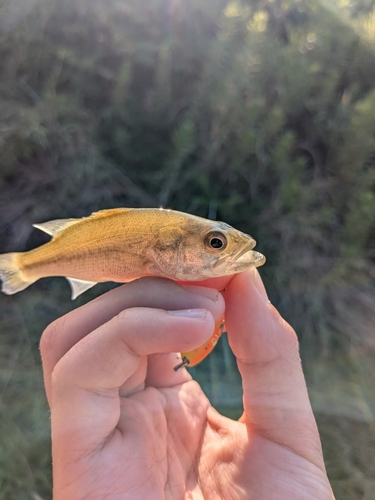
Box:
left=0, top=342, right=51, bottom=500
left=317, top=413, right=375, bottom=500
left=307, top=351, right=375, bottom=499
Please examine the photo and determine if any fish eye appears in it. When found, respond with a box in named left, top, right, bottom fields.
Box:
left=205, top=232, right=227, bottom=251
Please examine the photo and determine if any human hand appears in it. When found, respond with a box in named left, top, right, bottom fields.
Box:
left=40, top=271, right=335, bottom=499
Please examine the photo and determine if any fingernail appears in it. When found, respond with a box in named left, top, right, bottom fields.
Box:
left=181, top=285, right=219, bottom=303
left=168, top=308, right=207, bottom=319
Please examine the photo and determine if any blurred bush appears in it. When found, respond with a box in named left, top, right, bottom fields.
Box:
left=1, top=1, right=375, bottom=498
left=1, top=0, right=374, bottom=357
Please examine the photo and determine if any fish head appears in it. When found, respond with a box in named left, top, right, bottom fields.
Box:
left=173, top=217, right=266, bottom=280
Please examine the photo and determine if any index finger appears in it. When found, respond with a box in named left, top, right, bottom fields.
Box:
left=40, top=277, right=224, bottom=397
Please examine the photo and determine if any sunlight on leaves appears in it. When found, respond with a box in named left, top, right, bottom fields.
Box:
left=247, top=10, right=269, bottom=32
left=223, top=1, right=243, bottom=18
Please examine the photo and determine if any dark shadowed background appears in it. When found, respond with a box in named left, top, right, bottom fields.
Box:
left=0, top=0, right=375, bottom=498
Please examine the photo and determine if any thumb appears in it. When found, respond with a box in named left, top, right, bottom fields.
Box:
left=225, top=270, right=325, bottom=468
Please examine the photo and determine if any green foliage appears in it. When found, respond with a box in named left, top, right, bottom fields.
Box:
left=0, top=0, right=374, bottom=350
left=0, top=299, right=52, bottom=499
left=0, top=1, right=375, bottom=496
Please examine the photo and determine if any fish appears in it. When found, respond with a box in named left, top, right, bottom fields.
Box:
left=0, top=207, right=266, bottom=367
left=0, top=207, right=266, bottom=297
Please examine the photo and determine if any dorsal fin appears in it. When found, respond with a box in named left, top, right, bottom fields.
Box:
left=33, top=208, right=133, bottom=237
left=66, top=277, right=97, bottom=300
left=89, top=208, right=132, bottom=220
left=33, top=218, right=80, bottom=236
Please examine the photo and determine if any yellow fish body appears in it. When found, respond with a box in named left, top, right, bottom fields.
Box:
left=0, top=208, right=265, bottom=298
left=0, top=208, right=266, bottom=368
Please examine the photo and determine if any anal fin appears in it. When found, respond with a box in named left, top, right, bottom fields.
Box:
left=66, top=277, right=97, bottom=300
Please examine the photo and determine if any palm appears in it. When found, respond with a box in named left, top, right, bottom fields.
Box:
left=112, top=380, right=211, bottom=499
left=74, top=374, right=331, bottom=500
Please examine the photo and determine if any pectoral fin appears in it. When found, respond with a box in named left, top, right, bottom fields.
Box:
left=66, top=277, right=97, bottom=300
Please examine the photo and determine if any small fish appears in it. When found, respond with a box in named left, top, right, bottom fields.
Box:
left=0, top=207, right=265, bottom=297
left=0, top=207, right=266, bottom=366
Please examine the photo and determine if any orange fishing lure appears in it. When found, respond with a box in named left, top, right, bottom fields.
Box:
left=174, top=316, right=226, bottom=370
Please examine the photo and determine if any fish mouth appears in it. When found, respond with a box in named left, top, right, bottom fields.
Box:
left=235, top=238, right=256, bottom=258
left=212, top=239, right=266, bottom=275
left=235, top=250, right=266, bottom=267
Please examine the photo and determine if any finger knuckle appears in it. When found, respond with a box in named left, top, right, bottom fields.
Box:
left=40, top=315, right=67, bottom=355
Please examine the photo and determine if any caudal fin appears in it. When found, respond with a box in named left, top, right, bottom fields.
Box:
left=0, top=253, right=34, bottom=295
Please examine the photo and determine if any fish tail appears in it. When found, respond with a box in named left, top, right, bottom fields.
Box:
left=0, top=253, right=34, bottom=295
